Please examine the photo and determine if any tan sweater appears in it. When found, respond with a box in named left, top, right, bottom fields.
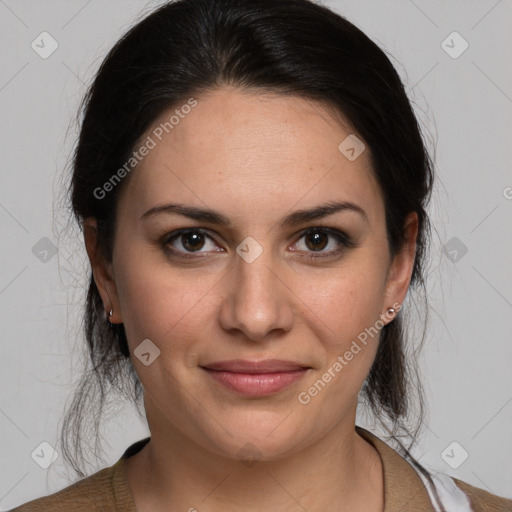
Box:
left=10, top=426, right=512, bottom=511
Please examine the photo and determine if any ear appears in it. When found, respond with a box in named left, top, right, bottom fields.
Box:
left=382, top=211, right=418, bottom=321
left=83, top=217, right=122, bottom=324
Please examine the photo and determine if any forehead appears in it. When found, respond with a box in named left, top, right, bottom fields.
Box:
left=117, top=87, right=383, bottom=226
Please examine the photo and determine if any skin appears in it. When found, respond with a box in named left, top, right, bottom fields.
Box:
left=84, top=87, right=418, bottom=512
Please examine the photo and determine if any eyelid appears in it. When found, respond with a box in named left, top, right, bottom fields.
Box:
left=162, top=226, right=354, bottom=259
left=291, top=226, right=354, bottom=259
left=299, top=226, right=354, bottom=246
left=163, top=227, right=223, bottom=251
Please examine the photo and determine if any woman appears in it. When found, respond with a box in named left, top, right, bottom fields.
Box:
left=11, top=0, right=511, bottom=510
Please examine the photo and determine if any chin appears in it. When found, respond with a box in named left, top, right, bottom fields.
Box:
left=196, top=411, right=309, bottom=462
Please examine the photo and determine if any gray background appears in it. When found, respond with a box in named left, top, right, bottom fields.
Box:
left=1, top=0, right=511, bottom=509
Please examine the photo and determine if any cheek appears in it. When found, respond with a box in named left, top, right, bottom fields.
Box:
left=308, top=259, right=387, bottom=344
left=294, top=264, right=387, bottom=421
left=113, top=249, right=219, bottom=357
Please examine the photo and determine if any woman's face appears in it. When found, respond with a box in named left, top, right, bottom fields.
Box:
left=91, top=87, right=416, bottom=460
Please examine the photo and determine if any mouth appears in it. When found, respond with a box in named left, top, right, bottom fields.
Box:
left=200, top=359, right=311, bottom=396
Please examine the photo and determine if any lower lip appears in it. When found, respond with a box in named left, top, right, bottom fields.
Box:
left=202, top=368, right=309, bottom=396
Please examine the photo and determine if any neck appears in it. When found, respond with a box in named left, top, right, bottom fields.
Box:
left=126, top=415, right=384, bottom=511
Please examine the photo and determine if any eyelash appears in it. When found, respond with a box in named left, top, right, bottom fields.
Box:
left=162, top=226, right=355, bottom=260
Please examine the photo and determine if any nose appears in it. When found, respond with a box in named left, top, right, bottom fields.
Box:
left=218, top=250, right=294, bottom=342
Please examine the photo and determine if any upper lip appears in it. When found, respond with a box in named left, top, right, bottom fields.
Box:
left=201, top=359, right=311, bottom=373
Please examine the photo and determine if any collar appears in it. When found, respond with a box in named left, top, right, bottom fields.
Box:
left=356, top=425, right=434, bottom=511
left=112, top=427, right=434, bottom=511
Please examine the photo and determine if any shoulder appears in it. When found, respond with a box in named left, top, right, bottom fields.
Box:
left=10, top=438, right=148, bottom=511
left=9, top=461, right=121, bottom=512
left=356, top=425, right=511, bottom=512
left=453, top=478, right=512, bottom=512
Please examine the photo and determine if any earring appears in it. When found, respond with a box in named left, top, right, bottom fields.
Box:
left=386, top=307, right=396, bottom=316
left=107, top=309, right=113, bottom=323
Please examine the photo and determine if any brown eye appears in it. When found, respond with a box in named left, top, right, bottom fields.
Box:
left=304, top=231, right=329, bottom=251
left=164, top=228, right=221, bottom=256
left=293, top=227, right=354, bottom=259
left=181, top=231, right=205, bottom=251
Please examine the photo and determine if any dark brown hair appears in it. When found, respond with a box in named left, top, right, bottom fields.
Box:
left=61, top=0, right=438, bottom=503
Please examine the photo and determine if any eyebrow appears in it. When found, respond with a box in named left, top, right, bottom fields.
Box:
left=140, top=200, right=368, bottom=226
